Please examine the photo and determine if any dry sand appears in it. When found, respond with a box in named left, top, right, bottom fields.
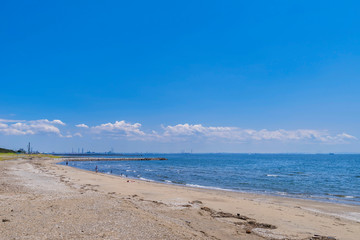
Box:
left=1, top=158, right=360, bottom=240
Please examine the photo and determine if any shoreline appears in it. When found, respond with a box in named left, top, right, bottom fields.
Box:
left=59, top=159, right=360, bottom=222
left=58, top=159, right=360, bottom=208
left=145, top=181, right=360, bottom=208
left=1, top=157, right=360, bottom=239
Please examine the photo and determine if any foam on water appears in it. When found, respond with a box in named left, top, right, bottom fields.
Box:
left=185, top=183, right=233, bottom=191
left=60, top=153, right=360, bottom=205
left=139, top=177, right=153, bottom=181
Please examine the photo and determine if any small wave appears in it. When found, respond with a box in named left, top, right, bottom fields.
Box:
left=334, top=194, right=355, bottom=199
left=266, top=174, right=278, bottom=177
left=186, top=184, right=232, bottom=191
left=287, top=172, right=306, bottom=176
left=139, top=177, right=154, bottom=182
left=165, top=180, right=172, bottom=183
left=325, top=193, right=356, bottom=199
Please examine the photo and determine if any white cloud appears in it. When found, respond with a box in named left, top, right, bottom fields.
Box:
left=161, top=123, right=357, bottom=143
left=92, top=120, right=145, bottom=137
left=75, top=123, right=89, bottom=128
left=163, top=124, right=236, bottom=138
left=2, top=117, right=355, bottom=145
left=52, top=119, right=66, bottom=125
left=0, top=119, right=66, bottom=136
left=84, top=121, right=357, bottom=143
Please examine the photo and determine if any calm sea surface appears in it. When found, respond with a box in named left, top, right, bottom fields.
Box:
left=59, top=154, right=360, bottom=205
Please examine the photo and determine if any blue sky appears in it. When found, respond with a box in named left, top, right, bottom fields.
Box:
left=1, top=1, right=360, bottom=153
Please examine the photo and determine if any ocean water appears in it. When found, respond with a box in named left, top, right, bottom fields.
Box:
left=59, top=154, right=360, bottom=205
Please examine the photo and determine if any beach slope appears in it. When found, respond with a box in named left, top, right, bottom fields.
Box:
left=1, top=158, right=359, bottom=240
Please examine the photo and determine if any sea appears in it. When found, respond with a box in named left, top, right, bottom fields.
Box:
left=59, top=153, right=360, bottom=205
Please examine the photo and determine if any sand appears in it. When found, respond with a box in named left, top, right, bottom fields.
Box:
left=1, top=158, right=359, bottom=240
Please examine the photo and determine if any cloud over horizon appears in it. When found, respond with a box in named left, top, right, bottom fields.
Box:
left=86, top=121, right=357, bottom=144
left=162, top=123, right=357, bottom=143
left=0, top=119, right=357, bottom=144
left=0, top=119, right=66, bottom=136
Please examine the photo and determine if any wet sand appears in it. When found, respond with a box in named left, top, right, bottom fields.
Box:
left=1, top=157, right=359, bottom=240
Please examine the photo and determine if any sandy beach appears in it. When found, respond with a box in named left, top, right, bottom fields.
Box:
left=1, top=158, right=360, bottom=240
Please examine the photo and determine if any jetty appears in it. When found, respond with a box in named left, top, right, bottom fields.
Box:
left=63, top=157, right=167, bottom=162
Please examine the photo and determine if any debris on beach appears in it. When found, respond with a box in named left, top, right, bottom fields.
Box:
left=200, top=206, right=277, bottom=231
left=311, top=235, right=336, bottom=240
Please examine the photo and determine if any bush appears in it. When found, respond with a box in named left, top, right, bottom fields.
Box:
left=0, top=148, right=16, bottom=153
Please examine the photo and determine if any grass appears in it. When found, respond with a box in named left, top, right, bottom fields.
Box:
left=0, top=153, right=18, bottom=161
left=0, top=153, right=59, bottom=161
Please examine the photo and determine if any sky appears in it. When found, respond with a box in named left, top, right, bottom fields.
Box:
left=1, top=0, right=360, bottom=153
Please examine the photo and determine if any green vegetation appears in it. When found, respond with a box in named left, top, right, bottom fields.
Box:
left=0, top=153, right=59, bottom=161
left=0, top=147, right=16, bottom=153
left=0, top=147, right=60, bottom=161
left=0, top=153, right=17, bottom=161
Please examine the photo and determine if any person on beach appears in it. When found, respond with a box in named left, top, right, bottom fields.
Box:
left=66, top=161, right=68, bottom=166
left=95, top=165, right=98, bottom=173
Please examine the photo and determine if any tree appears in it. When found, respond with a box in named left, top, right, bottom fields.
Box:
left=16, top=148, right=26, bottom=154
